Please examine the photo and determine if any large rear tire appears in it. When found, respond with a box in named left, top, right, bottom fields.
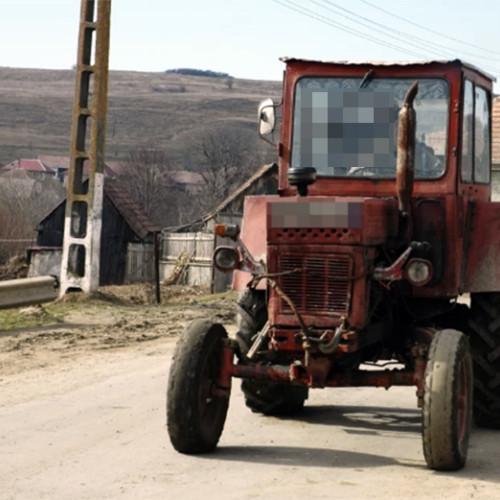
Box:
left=469, top=293, right=500, bottom=428
left=422, top=329, right=473, bottom=471
left=236, top=289, right=308, bottom=416
left=167, top=319, right=230, bottom=454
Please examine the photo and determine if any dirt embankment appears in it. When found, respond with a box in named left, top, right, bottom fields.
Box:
left=0, top=284, right=237, bottom=376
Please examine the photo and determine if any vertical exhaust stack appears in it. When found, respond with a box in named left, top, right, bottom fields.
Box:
left=396, top=81, right=418, bottom=216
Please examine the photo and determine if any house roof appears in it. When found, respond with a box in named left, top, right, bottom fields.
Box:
left=205, top=162, right=278, bottom=219
left=37, top=155, right=70, bottom=169
left=37, top=178, right=159, bottom=240
left=3, top=158, right=55, bottom=174
left=13, top=156, right=119, bottom=178
left=493, top=96, right=500, bottom=166
left=104, top=180, right=160, bottom=239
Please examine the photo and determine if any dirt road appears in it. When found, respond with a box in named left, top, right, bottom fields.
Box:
left=1, top=287, right=499, bottom=499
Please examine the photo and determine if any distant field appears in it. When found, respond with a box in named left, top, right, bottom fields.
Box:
left=0, top=67, right=282, bottom=167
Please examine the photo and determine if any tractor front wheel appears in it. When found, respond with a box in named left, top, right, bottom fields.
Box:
left=422, top=329, right=473, bottom=471
left=236, top=289, right=308, bottom=416
left=167, top=319, right=231, bottom=454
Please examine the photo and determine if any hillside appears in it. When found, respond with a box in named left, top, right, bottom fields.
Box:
left=0, top=67, right=282, bottom=168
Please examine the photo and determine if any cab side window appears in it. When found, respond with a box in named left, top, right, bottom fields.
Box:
left=461, top=79, right=491, bottom=184
left=475, top=86, right=491, bottom=184
left=461, top=80, right=473, bottom=183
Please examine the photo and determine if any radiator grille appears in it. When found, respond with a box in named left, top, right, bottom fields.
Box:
left=278, top=254, right=352, bottom=314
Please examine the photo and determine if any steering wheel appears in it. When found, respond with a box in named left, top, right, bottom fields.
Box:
left=347, top=167, right=394, bottom=177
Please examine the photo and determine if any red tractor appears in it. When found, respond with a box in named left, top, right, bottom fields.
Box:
left=167, top=59, right=500, bottom=471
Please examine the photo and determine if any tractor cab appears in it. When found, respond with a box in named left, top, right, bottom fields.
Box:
left=266, top=58, right=492, bottom=199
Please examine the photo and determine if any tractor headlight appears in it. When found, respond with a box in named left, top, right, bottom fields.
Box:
left=405, top=258, right=433, bottom=286
left=213, top=246, right=240, bottom=272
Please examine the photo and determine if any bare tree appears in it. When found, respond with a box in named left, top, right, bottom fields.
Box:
left=0, top=172, right=65, bottom=265
left=117, top=147, right=183, bottom=228
left=117, top=130, right=277, bottom=230
left=192, top=128, right=262, bottom=214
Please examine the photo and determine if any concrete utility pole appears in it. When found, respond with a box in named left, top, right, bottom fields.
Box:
left=60, top=0, right=111, bottom=295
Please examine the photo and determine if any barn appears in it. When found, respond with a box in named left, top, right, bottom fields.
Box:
left=29, top=179, right=159, bottom=285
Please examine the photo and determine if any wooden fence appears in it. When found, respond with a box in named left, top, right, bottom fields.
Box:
left=125, top=243, right=155, bottom=283
left=160, top=232, right=215, bottom=287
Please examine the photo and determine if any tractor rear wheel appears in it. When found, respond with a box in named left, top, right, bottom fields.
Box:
left=469, top=293, right=500, bottom=428
left=422, top=329, right=473, bottom=471
left=236, top=289, right=308, bottom=416
left=167, top=319, right=230, bottom=454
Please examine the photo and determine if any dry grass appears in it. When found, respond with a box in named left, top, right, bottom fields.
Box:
left=0, top=67, right=282, bottom=166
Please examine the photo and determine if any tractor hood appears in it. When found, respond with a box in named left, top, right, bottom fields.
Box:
left=233, top=195, right=399, bottom=290
left=267, top=197, right=399, bottom=245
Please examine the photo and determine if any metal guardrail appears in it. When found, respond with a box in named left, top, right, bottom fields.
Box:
left=0, top=276, right=59, bottom=310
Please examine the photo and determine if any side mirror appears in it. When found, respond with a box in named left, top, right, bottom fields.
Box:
left=258, top=98, right=276, bottom=138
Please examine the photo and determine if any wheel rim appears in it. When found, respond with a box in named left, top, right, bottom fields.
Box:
left=456, top=356, right=469, bottom=446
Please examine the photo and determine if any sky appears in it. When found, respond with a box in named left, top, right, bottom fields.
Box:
left=0, top=0, right=499, bottom=92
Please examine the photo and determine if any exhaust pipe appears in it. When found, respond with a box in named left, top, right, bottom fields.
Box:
left=396, top=81, right=418, bottom=215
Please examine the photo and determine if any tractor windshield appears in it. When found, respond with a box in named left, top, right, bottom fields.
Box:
left=291, top=77, right=449, bottom=179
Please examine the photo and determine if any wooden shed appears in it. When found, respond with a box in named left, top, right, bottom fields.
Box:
left=30, top=179, right=159, bottom=285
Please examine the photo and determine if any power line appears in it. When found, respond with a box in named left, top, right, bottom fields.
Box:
left=272, top=0, right=429, bottom=59
left=318, top=0, right=499, bottom=63
left=360, top=0, right=500, bottom=58
left=272, top=0, right=500, bottom=78
left=311, top=0, right=459, bottom=61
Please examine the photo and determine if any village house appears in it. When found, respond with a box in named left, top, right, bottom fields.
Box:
left=29, top=178, right=159, bottom=285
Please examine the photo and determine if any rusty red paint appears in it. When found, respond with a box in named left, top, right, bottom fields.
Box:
left=464, top=202, right=500, bottom=291
left=372, top=246, right=412, bottom=282
left=230, top=361, right=415, bottom=389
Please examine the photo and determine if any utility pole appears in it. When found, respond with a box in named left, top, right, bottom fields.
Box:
left=60, top=0, right=111, bottom=295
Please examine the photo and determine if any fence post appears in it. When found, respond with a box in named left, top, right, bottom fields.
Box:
left=154, top=231, right=161, bottom=304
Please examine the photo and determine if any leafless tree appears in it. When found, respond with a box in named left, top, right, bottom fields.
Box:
left=0, top=173, right=65, bottom=265
left=117, top=130, right=276, bottom=230
left=192, top=128, right=263, bottom=214
left=117, top=147, right=183, bottom=228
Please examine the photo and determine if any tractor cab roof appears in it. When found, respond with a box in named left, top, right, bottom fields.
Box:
left=280, top=58, right=496, bottom=83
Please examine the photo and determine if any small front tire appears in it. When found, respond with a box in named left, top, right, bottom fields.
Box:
left=167, top=319, right=231, bottom=454
left=422, top=329, right=473, bottom=471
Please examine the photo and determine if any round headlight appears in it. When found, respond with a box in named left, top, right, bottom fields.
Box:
left=405, top=258, right=433, bottom=286
left=213, top=247, right=240, bottom=272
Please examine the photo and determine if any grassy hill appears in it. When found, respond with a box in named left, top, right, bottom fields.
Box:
left=0, top=67, right=282, bottom=168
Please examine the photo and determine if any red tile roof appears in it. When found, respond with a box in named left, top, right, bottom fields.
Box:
left=37, top=155, right=70, bottom=169
left=3, top=158, right=55, bottom=174
left=4, top=156, right=119, bottom=178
